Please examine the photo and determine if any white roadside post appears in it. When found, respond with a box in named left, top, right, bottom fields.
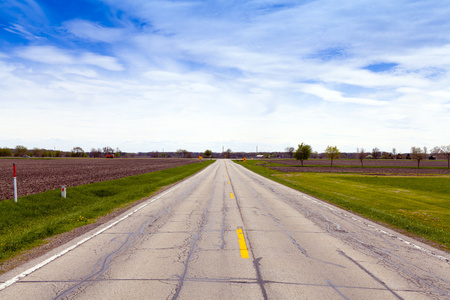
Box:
left=61, top=185, right=66, bottom=198
left=13, top=163, right=17, bottom=202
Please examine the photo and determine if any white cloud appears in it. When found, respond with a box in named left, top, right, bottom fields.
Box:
left=299, top=84, right=388, bottom=106
left=1, top=1, right=449, bottom=152
left=15, top=46, right=124, bottom=71
left=4, top=23, right=42, bottom=40
left=64, top=19, right=125, bottom=43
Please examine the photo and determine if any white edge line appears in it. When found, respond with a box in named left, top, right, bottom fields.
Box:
left=235, top=162, right=450, bottom=263
left=0, top=181, right=185, bottom=291
left=301, top=195, right=450, bottom=263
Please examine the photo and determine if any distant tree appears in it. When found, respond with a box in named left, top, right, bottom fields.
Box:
left=14, top=145, right=28, bottom=157
left=176, top=149, right=189, bottom=158
left=439, top=145, right=450, bottom=168
left=103, top=146, right=114, bottom=155
left=204, top=149, right=213, bottom=158
left=381, top=152, right=390, bottom=159
left=90, top=148, right=102, bottom=158
left=430, top=146, right=441, bottom=159
left=115, top=148, right=121, bottom=158
left=31, top=148, right=42, bottom=157
left=71, top=147, right=85, bottom=157
left=372, top=147, right=381, bottom=159
left=411, top=146, right=427, bottom=168
left=357, top=148, right=366, bottom=167
left=225, top=148, right=232, bottom=158
left=392, top=148, right=397, bottom=158
left=293, top=143, right=312, bottom=166
left=55, top=150, right=62, bottom=157
left=0, top=147, right=13, bottom=157
left=284, top=147, right=295, bottom=158
left=325, top=145, right=340, bottom=167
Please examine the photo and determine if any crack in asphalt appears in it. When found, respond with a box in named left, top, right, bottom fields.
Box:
left=230, top=161, right=450, bottom=297
left=172, top=165, right=219, bottom=299
left=52, top=165, right=215, bottom=300
left=225, top=161, right=268, bottom=300
left=337, top=249, right=404, bottom=299
left=230, top=163, right=346, bottom=268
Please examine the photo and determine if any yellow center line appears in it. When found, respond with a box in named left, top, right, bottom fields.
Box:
left=236, top=227, right=249, bottom=259
left=230, top=192, right=234, bottom=199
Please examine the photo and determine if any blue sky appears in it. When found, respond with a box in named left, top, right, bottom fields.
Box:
left=1, top=0, right=449, bottom=153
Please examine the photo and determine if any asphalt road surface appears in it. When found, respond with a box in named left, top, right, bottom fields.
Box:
left=1, top=160, right=449, bottom=299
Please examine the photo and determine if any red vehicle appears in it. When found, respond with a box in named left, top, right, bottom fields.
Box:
left=105, top=154, right=114, bottom=158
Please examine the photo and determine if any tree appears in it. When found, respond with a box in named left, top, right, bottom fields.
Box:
left=0, top=147, right=13, bottom=157
left=204, top=150, right=213, bottom=158
left=90, top=148, right=102, bottom=158
left=372, top=147, right=381, bottom=159
left=14, top=145, right=28, bottom=157
left=439, top=145, right=450, bottom=168
left=31, top=147, right=42, bottom=157
left=325, top=145, right=340, bottom=167
left=115, top=148, right=121, bottom=158
left=284, top=147, right=295, bottom=158
left=176, top=149, right=189, bottom=158
left=103, top=146, right=114, bottom=155
left=411, top=146, right=427, bottom=168
left=293, top=143, right=312, bottom=166
left=392, top=148, right=397, bottom=158
left=71, top=147, right=85, bottom=157
left=225, top=148, right=232, bottom=158
left=430, top=146, right=441, bottom=158
left=357, top=148, right=366, bottom=167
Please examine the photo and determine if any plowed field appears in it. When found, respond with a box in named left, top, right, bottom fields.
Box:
left=266, top=159, right=450, bottom=175
left=0, top=158, right=199, bottom=201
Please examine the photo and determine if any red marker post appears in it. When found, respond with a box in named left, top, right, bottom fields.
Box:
left=13, top=163, right=17, bottom=202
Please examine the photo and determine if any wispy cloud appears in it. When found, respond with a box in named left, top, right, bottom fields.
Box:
left=64, top=19, right=125, bottom=43
left=0, top=0, right=449, bottom=152
left=16, top=46, right=124, bottom=71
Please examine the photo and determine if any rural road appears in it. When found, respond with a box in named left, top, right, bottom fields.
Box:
left=0, top=160, right=449, bottom=299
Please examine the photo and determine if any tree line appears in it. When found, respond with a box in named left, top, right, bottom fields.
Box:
left=0, top=146, right=122, bottom=158
left=289, top=144, right=450, bottom=168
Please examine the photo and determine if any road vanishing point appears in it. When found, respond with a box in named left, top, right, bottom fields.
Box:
left=0, top=160, right=449, bottom=299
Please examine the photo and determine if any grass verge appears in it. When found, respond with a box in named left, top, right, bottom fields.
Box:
left=236, top=160, right=450, bottom=251
left=0, top=161, right=214, bottom=262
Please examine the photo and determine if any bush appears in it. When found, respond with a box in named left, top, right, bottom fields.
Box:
left=0, top=147, right=13, bottom=157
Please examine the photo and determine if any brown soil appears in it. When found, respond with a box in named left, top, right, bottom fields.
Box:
left=269, top=158, right=449, bottom=168
left=265, top=159, right=450, bottom=175
left=270, top=166, right=450, bottom=175
left=0, top=158, right=198, bottom=201
left=0, top=177, right=184, bottom=275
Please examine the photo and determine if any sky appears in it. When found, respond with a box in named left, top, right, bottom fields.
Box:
left=1, top=0, right=449, bottom=154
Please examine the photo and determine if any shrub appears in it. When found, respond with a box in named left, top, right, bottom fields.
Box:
left=0, top=147, right=13, bottom=157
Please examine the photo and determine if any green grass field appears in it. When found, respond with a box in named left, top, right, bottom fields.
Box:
left=236, top=160, right=450, bottom=251
left=0, top=161, right=214, bottom=263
